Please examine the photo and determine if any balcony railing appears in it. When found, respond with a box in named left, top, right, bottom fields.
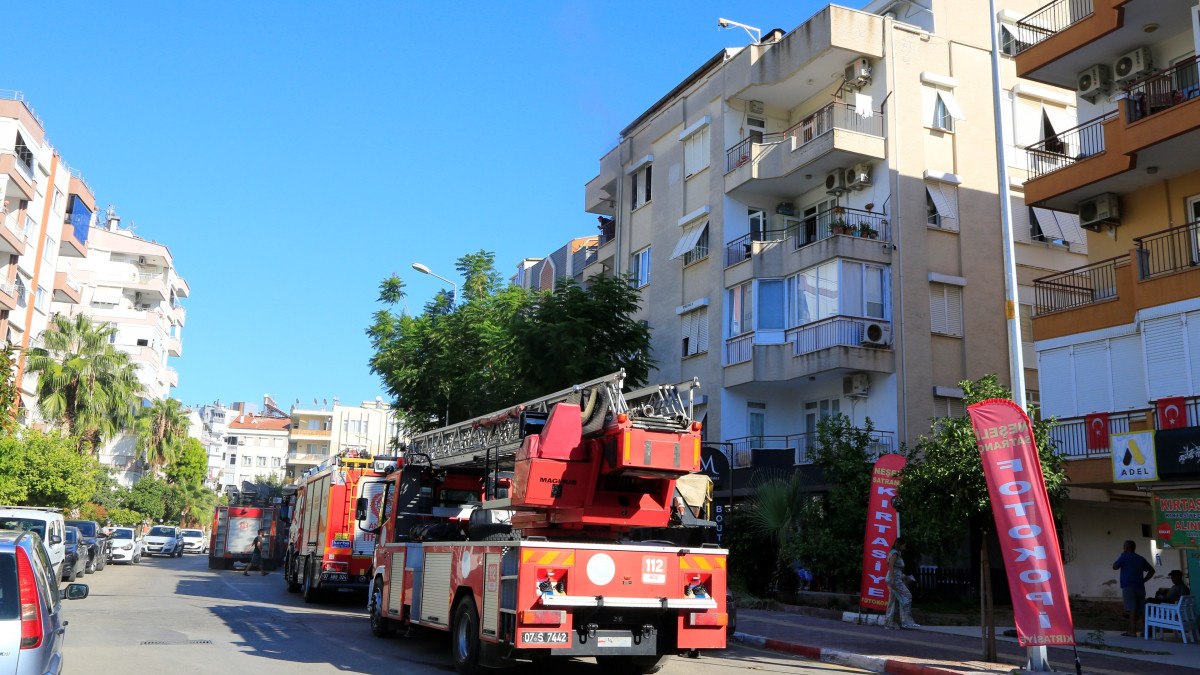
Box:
left=1126, top=55, right=1200, bottom=123
left=725, top=137, right=753, bottom=173
left=793, top=207, right=891, bottom=250
left=1033, top=255, right=1123, bottom=315
left=572, top=245, right=598, bottom=272
left=1013, top=0, right=1093, bottom=54
left=723, top=332, right=754, bottom=366
left=1025, top=110, right=1116, bottom=179
left=291, top=428, right=332, bottom=437
left=724, top=229, right=789, bottom=267
left=64, top=211, right=91, bottom=244
left=1135, top=220, right=1200, bottom=280
left=723, top=102, right=884, bottom=175
left=785, top=316, right=889, bottom=356
left=727, top=430, right=897, bottom=468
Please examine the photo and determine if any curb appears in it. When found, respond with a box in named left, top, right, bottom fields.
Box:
left=733, top=632, right=995, bottom=675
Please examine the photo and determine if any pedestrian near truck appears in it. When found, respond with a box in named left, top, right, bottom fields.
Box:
left=1112, top=539, right=1154, bottom=637
left=243, top=529, right=267, bottom=576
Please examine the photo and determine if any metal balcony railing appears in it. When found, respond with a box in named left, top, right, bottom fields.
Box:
left=725, top=137, right=754, bottom=173
left=793, top=207, right=891, bottom=250
left=572, top=245, right=598, bottom=272
left=724, top=229, right=789, bottom=267
left=723, top=332, right=754, bottom=365
left=785, top=316, right=890, bottom=356
left=726, top=430, right=897, bottom=468
left=1013, top=0, right=1093, bottom=54
left=0, top=89, right=45, bottom=128
left=1033, top=255, right=1123, bottom=315
left=1125, top=55, right=1200, bottom=123
left=1025, top=110, right=1116, bottom=179
left=1135, top=220, right=1200, bottom=280
left=723, top=102, right=884, bottom=174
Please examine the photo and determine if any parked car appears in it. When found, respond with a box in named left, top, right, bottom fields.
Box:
left=0, top=529, right=89, bottom=675
left=180, top=529, right=207, bottom=554
left=107, top=528, right=142, bottom=564
left=143, top=526, right=184, bottom=557
left=64, top=520, right=108, bottom=574
left=60, top=527, right=87, bottom=583
left=0, top=507, right=66, bottom=581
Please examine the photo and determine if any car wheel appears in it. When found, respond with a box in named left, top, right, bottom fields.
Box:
left=84, top=553, right=96, bottom=575
left=65, top=563, right=77, bottom=582
left=452, top=598, right=482, bottom=675
left=133, top=554, right=141, bottom=564
left=95, top=553, right=106, bottom=571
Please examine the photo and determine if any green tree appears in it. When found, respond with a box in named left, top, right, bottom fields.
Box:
left=0, top=343, right=19, bottom=436
left=26, top=314, right=141, bottom=453
left=0, top=431, right=104, bottom=507
left=165, top=437, right=209, bottom=485
left=137, top=398, right=191, bottom=468
left=899, top=374, right=1066, bottom=660
left=125, top=477, right=171, bottom=523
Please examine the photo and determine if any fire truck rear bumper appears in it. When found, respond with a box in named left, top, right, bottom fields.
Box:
left=517, top=629, right=659, bottom=657
left=539, top=595, right=717, bottom=610
left=319, top=572, right=370, bottom=591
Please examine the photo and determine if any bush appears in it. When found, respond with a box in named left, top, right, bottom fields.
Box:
left=724, top=509, right=778, bottom=597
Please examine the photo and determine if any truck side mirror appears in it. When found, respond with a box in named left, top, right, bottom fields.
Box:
left=355, top=497, right=368, bottom=521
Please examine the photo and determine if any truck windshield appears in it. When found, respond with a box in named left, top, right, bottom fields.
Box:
left=0, top=519, right=46, bottom=538
left=149, top=527, right=175, bottom=537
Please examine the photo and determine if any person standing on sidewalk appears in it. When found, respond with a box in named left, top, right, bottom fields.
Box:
left=243, top=529, right=268, bottom=576
left=1112, top=539, right=1153, bottom=636
left=884, top=537, right=919, bottom=629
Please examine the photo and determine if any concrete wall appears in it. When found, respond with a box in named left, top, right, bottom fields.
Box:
left=1061, top=493, right=1186, bottom=599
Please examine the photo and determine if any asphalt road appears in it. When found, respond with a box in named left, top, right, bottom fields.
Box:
left=60, top=552, right=866, bottom=675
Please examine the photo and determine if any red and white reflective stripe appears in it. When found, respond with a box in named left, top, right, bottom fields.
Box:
left=688, top=612, right=728, bottom=627
left=519, top=610, right=566, bottom=625
left=16, top=547, right=43, bottom=649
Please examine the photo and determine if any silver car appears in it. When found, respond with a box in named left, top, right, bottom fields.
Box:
left=0, top=529, right=89, bottom=674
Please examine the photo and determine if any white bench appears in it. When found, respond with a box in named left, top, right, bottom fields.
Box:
left=1144, top=596, right=1199, bottom=643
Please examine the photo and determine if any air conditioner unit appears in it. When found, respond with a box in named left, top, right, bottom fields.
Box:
left=1076, top=64, right=1113, bottom=103
left=845, top=58, right=872, bottom=89
left=846, top=163, right=872, bottom=190
left=825, top=169, right=848, bottom=195
left=843, top=372, right=871, bottom=397
left=1113, top=47, right=1153, bottom=82
left=862, top=322, right=892, bottom=347
left=747, top=100, right=765, bottom=114
left=1078, top=193, right=1120, bottom=231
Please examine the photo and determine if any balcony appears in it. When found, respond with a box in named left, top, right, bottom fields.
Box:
left=52, top=271, right=82, bottom=304
left=0, top=279, right=18, bottom=311
left=723, top=317, right=895, bottom=388
left=287, top=452, right=326, bottom=467
left=0, top=150, right=35, bottom=201
left=60, top=212, right=89, bottom=258
left=0, top=212, right=25, bottom=256
left=291, top=427, right=332, bottom=440
left=112, top=269, right=168, bottom=301
left=727, top=430, right=897, bottom=468
left=1135, top=220, right=1200, bottom=280
left=572, top=244, right=597, bottom=273
left=724, top=102, right=886, bottom=203
left=163, top=366, right=179, bottom=388
left=167, top=334, right=182, bottom=357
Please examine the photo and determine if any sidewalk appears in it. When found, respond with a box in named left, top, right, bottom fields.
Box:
left=735, top=608, right=1200, bottom=674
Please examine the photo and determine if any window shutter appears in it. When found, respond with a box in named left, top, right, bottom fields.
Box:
left=682, top=312, right=696, bottom=356
left=1110, top=334, right=1147, bottom=411
left=1189, top=310, right=1200, bottom=392
left=930, top=284, right=949, bottom=334
left=1011, top=197, right=1032, bottom=242
left=697, top=307, right=709, bottom=353
left=644, top=166, right=652, bottom=202
left=947, top=285, right=963, bottom=336
left=1072, top=341, right=1111, bottom=414
left=931, top=284, right=963, bottom=336
left=1038, top=347, right=1075, bottom=418
left=1144, top=315, right=1188, bottom=399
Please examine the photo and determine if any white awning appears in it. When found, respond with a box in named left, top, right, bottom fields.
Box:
left=19, top=393, right=36, bottom=412
left=669, top=222, right=708, bottom=260
left=926, top=182, right=958, bottom=220
left=91, top=286, right=123, bottom=305
left=1031, top=207, right=1065, bottom=240
left=937, top=90, right=965, bottom=121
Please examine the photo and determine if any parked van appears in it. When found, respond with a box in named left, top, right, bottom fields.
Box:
left=0, top=508, right=66, bottom=580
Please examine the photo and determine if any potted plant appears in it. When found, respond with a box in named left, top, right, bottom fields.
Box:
left=858, top=222, right=879, bottom=239
left=831, top=218, right=853, bottom=235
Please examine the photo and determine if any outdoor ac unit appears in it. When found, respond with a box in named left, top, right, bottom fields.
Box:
left=747, top=100, right=765, bottom=114
left=1076, top=64, right=1112, bottom=103
left=845, top=58, right=872, bottom=89
left=826, top=169, right=849, bottom=195
left=843, top=372, right=871, bottom=397
left=862, top=322, right=892, bottom=347
left=846, top=163, right=872, bottom=190
left=1078, top=193, right=1120, bottom=231
left=1113, top=47, right=1153, bottom=82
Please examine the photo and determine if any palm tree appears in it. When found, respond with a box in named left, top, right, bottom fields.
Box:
left=137, top=397, right=190, bottom=469
left=26, top=314, right=141, bottom=453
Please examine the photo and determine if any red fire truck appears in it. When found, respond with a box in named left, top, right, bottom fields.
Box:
left=281, top=451, right=392, bottom=602
left=358, top=371, right=727, bottom=675
left=208, top=505, right=281, bottom=570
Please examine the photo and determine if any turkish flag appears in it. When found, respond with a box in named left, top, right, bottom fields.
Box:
left=1085, top=413, right=1110, bottom=450
left=1157, top=397, right=1188, bottom=429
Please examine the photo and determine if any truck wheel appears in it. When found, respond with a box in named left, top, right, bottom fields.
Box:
left=369, top=579, right=395, bottom=638
left=452, top=598, right=482, bottom=675
left=595, top=656, right=668, bottom=675
left=207, top=556, right=222, bottom=569
left=302, top=561, right=321, bottom=604
left=285, top=555, right=301, bottom=593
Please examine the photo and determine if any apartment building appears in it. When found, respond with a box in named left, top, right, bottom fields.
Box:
left=224, top=413, right=290, bottom=491
left=286, top=398, right=400, bottom=480
left=510, top=235, right=601, bottom=290
left=582, top=2, right=1087, bottom=476
left=1015, top=0, right=1200, bottom=597
left=1, top=91, right=96, bottom=425
left=195, top=402, right=237, bottom=489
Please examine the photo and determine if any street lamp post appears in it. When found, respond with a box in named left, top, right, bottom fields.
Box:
left=411, top=262, right=457, bottom=307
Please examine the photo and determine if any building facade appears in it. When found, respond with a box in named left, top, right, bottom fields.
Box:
left=286, top=399, right=400, bottom=480
left=224, top=413, right=290, bottom=491
left=1016, top=0, right=1200, bottom=598
left=582, top=1, right=1087, bottom=474
left=510, top=236, right=600, bottom=291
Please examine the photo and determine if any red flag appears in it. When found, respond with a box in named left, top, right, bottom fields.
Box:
left=968, top=399, right=1075, bottom=647
left=1157, top=397, right=1188, bottom=429
left=1085, top=413, right=1109, bottom=450
left=858, top=454, right=906, bottom=612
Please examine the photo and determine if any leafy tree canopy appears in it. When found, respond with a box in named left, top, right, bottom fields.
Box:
left=125, top=477, right=171, bottom=523
left=166, top=438, right=209, bottom=485
left=0, top=431, right=104, bottom=507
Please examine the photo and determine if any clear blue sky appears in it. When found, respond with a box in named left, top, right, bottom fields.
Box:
left=21, top=1, right=825, bottom=409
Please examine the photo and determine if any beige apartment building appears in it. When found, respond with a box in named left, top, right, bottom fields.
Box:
left=286, top=399, right=400, bottom=480
left=1015, top=0, right=1200, bottom=597
left=582, top=1, right=1088, bottom=468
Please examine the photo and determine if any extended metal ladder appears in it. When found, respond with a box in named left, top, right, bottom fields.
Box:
left=404, top=370, right=698, bottom=469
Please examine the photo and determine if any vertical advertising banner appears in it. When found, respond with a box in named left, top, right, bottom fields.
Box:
left=968, top=399, right=1075, bottom=647
left=859, top=453, right=906, bottom=612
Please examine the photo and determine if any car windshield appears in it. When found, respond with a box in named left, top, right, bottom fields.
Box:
left=149, top=527, right=175, bottom=537
left=111, top=529, right=134, bottom=540
left=66, top=529, right=78, bottom=543
left=182, top=530, right=203, bottom=537
left=68, top=521, right=96, bottom=537
left=0, top=518, right=46, bottom=538
left=0, top=554, right=17, bottom=620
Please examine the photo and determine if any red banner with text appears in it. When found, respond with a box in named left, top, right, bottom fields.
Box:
left=859, top=453, right=906, bottom=612
left=968, top=399, right=1075, bottom=647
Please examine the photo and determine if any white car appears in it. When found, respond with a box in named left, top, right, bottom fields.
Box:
left=143, top=525, right=184, bottom=557
left=107, top=527, right=143, bottom=564
left=181, top=528, right=207, bottom=554
left=0, top=506, right=66, bottom=579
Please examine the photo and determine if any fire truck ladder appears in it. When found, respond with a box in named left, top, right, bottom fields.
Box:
left=404, top=370, right=698, bottom=470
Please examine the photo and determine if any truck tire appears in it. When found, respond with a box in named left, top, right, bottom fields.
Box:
left=595, top=656, right=668, bottom=675
left=207, top=556, right=222, bottom=569
left=369, top=578, right=395, bottom=638
left=452, top=598, right=482, bottom=675
left=302, top=561, right=321, bottom=604
left=285, top=554, right=301, bottom=593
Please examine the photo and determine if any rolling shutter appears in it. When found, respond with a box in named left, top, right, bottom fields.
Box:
left=1110, top=334, right=1148, bottom=411
left=1072, top=341, right=1111, bottom=414
left=421, top=553, right=452, bottom=626
left=930, top=283, right=962, bottom=336
left=1144, top=316, right=1189, bottom=399
left=1038, top=347, right=1075, bottom=418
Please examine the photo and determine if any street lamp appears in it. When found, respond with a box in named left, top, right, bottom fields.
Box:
left=411, top=262, right=457, bottom=307
left=717, top=17, right=761, bottom=44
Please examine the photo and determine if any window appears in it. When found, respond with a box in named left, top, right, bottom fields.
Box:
left=307, top=419, right=320, bottom=430
left=787, top=261, right=839, bottom=326
left=749, top=208, right=767, bottom=241
left=136, top=338, right=149, bottom=347
left=632, top=247, right=651, bottom=288
left=683, top=225, right=709, bottom=265
left=930, top=282, right=964, bottom=337
left=748, top=402, right=766, bottom=437
left=34, top=286, right=46, bottom=313
left=757, top=279, right=785, bottom=334
left=272, top=457, right=281, bottom=468
left=934, top=395, right=967, bottom=418
left=837, top=261, right=888, bottom=320
left=257, top=456, right=267, bottom=467
left=51, top=188, right=64, bottom=214
left=681, top=307, right=709, bottom=357
left=22, top=215, right=37, bottom=242
left=727, top=282, right=753, bottom=336
left=14, top=276, right=27, bottom=309
left=43, top=235, right=55, bottom=263
left=683, top=127, right=711, bottom=177
left=999, top=24, right=1030, bottom=56
left=924, top=85, right=964, bottom=132
left=631, top=165, right=652, bottom=209
left=242, top=455, right=252, bottom=467
left=925, top=181, right=959, bottom=230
